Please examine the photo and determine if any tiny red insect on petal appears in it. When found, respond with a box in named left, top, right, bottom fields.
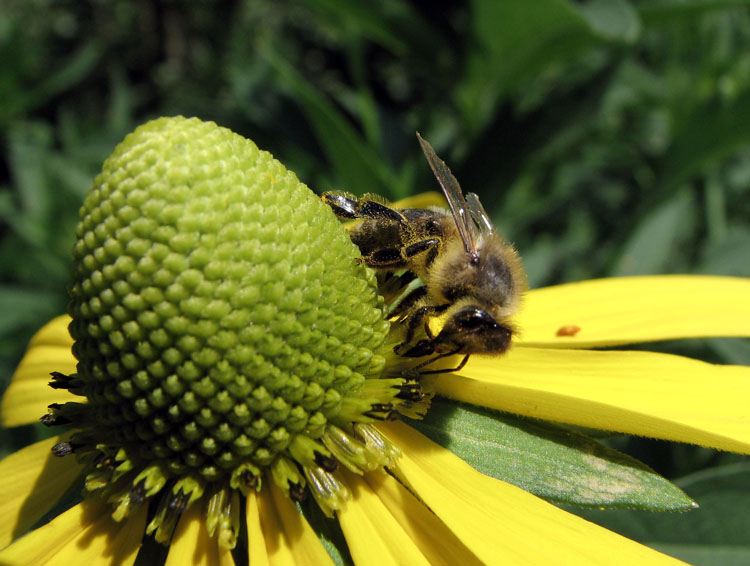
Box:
left=556, top=325, right=581, bottom=337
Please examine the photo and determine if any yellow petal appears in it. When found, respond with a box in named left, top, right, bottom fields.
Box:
left=246, top=492, right=270, bottom=566
left=0, top=502, right=104, bottom=564
left=0, top=499, right=146, bottom=566
left=517, top=276, right=750, bottom=347
left=0, top=433, right=83, bottom=548
left=257, top=483, right=333, bottom=566
left=2, top=315, right=76, bottom=427
left=378, top=421, right=686, bottom=566
left=166, top=501, right=235, bottom=566
left=430, top=347, right=750, bottom=454
left=337, top=470, right=431, bottom=566
left=364, top=472, right=483, bottom=566
left=391, top=191, right=446, bottom=209
left=28, top=315, right=74, bottom=347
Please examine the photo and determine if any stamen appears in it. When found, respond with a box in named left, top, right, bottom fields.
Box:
left=321, top=425, right=379, bottom=474
left=353, top=423, right=401, bottom=468
left=40, top=404, right=70, bottom=427
left=303, top=466, right=351, bottom=517
left=130, top=480, right=148, bottom=505
left=314, top=451, right=339, bottom=472
left=111, top=447, right=135, bottom=482
left=133, top=463, right=169, bottom=499
left=363, top=403, right=395, bottom=420
left=48, top=371, right=85, bottom=394
left=229, top=462, right=261, bottom=495
left=40, top=402, right=88, bottom=427
left=206, top=485, right=241, bottom=549
left=110, top=484, right=145, bottom=522
left=288, top=481, right=306, bottom=502
left=270, top=456, right=305, bottom=499
left=395, top=399, right=432, bottom=419
left=171, top=475, right=205, bottom=507
left=394, top=382, right=424, bottom=402
left=85, top=467, right=114, bottom=492
left=51, top=442, right=74, bottom=457
left=146, top=488, right=190, bottom=544
left=287, top=434, right=332, bottom=469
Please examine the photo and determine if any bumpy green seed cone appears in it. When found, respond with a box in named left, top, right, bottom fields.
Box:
left=49, top=116, right=416, bottom=545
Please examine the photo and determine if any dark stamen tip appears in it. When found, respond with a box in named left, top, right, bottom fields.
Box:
left=288, top=481, right=307, bottom=502
left=40, top=414, right=70, bottom=427
left=51, top=442, right=74, bottom=457
left=314, top=452, right=338, bottom=472
left=168, top=490, right=189, bottom=513
left=364, top=403, right=395, bottom=420
left=395, top=383, right=424, bottom=402
left=243, top=470, right=260, bottom=490
left=130, top=480, right=147, bottom=505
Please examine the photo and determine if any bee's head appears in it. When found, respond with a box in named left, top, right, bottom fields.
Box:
left=435, top=234, right=525, bottom=315
left=437, top=305, right=514, bottom=354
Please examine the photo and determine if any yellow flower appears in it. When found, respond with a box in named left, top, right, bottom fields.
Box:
left=1, top=117, right=749, bottom=565
left=2, top=276, right=749, bottom=565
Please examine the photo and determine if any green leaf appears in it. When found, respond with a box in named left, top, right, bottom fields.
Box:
left=708, top=338, right=750, bottom=365
left=297, top=0, right=407, bottom=55
left=0, top=286, right=64, bottom=337
left=576, top=0, right=642, bottom=43
left=409, top=398, right=695, bottom=510
left=699, top=228, right=750, bottom=277
left=7, top=121, right=54, bottom=230
left=261, top=43, right=402, bottom=199
left=458, top=0, right=602, bottom=133
left=611, top=191, right=696, bottom=276
left=658, top=90, right=750, bottom=192
left=639, top=0, right=750, bottom=25
left=650, top=546, right=750, bottom=566
left=27, top=42, right=102, bottom=112
left=299, top=498, right=351, bottom=566
left=572, top=463, right=750, bottom=566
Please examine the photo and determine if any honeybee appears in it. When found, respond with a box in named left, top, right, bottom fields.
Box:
left=323, top=133, right=525, bottom=373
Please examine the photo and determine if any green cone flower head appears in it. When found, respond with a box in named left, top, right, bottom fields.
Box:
left=49, top=116, right=418, bottom=546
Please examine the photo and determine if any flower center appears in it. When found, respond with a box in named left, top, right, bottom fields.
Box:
left=44, top=117, right=424, bottom=547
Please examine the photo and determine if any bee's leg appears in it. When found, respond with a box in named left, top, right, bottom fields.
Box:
left=321, top=192, right=410, bottom=225
left=358, top=200, right=410, bottom=224
left=393, top=303, right=449, bottom=356
left=403, top=238, right=440, bottom=259
left=401, top=348, right=469, bottom=377
left=321, top=192, right=360, bottom=218
left=362, top=236, right=440, bottom=269
left=388, top=284, right=427, bottom=319
left=365, top=248, right=409, bottom=268
left=417, top=353, right=470, bottom=375
left=396, top=338, right=436, bottom=358
left=404, top=303, right=449, bottom=344
left=423, top=318, right=435, bottom=340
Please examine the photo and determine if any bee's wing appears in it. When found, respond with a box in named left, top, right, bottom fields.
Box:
left=416, top=133, right=478, bottom=255
left=465, top=192, right=496, bottom=237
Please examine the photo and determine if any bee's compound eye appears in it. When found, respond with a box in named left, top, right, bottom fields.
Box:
left=453, top=308, right=498, bottom=331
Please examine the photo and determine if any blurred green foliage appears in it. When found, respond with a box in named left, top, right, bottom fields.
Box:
left=1, top=1, right=749, bottom=562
